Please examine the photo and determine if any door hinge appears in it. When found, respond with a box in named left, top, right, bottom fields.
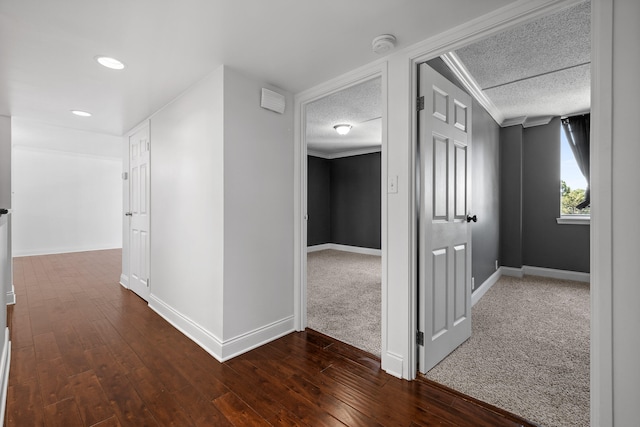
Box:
left=147, top=141, right=150, bottom=151
left=416, top=331, right=424, bottom=346
left=417, top=96, right=425, bottom=112
left=146, top=278, right=150, bottom=288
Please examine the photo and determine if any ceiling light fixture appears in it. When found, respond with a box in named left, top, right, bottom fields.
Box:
left=71, top=110, right=92, bottom=117
left=372, top=34, right=397, bottom=55
left=333, top=124, right=352, bottom=135
left=95, top=56, right=125, bottom=70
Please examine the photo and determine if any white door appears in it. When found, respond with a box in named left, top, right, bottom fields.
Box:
left=418, top=63, right=472, bottom=373
left=129, top=125, right=150, bottom=301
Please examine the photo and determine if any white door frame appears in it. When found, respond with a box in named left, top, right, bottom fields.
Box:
left=293, top=61, right=388, bottom=334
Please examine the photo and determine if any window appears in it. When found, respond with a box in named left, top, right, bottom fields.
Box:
left=559, top=127, right=590, bottom=223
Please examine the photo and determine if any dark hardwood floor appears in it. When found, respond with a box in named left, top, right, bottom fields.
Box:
left=6, top=249, right=535, bottom=426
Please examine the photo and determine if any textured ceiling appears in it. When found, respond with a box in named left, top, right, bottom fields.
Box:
left=453, top=0, right=590, bottom=125
left=306, top=78, right=382, bottom=156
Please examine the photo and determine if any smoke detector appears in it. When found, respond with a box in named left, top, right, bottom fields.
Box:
left=372, top=34, right=397, bottom=55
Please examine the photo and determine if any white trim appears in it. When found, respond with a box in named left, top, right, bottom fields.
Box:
left=148, top=294, right=224, bottom=360
left=307, top=146, right=382, bottom=160
left=383, top=351, right=404, bottom=379
left=501, top=116, right=527, bottom=127
left=119, top=274, right=129, bottom=289
left=501, top=265, right=589, bottom=283
left=441, top=52, right=505, bottom=125
left=523, top=266, right=590, bottom=283
left=0, top=328, right=11, bottom=424
left=472, top=269, right=502, bottom=306
left=590, top=0, right=613, bottom=423
left=13, top=245, right=123, bottom=257
left=149, top=294, right=295, bottom=362
left=6, top=285, right=15, bottom=305
left=522, top=116, right=554, bottom=128
left=501, top=266, right=525, bottom=278
left=557, top=215, right=590, bottom=225
left=307, top=243, right=382, bottom=256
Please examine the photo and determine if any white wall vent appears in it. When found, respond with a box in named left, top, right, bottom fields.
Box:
left=261, top=88, right=285, bottom=114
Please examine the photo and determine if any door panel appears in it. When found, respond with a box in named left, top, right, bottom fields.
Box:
left=418, top=63, right=472, bottom=373
left=129, top=125, right=150, bottom=301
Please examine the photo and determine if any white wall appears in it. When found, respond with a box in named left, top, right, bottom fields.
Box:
left=11, top=119, right=122, bottom=256
left=222, top=68, right=294, bottom=341
left=147, top=66, right=294, bottom=361
left=149, top=67, right=226, bottom=344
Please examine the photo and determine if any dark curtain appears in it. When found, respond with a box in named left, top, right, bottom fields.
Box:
left=561, top=114, right=590, bottom=209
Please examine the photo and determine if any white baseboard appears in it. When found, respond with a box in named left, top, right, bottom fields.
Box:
left=148, top=294, right=294, bottom=362
left=501, top=266, right=524, bottom=278
left=119, top=274, right=129, bottom=289
left=0, top=328, right=11, bottom=425
left=6, top=285, right=15, bottom=305
left=13, top=245, right=123, bottom=257
left=382, top=351, right=404, bottom=379
left=523, top=266, right=590, bottom=283
left=472, top=269, right=502, bottom=306
left=307, top=243, right=382, bottom=256
left=501, top=265, right=590, bottom=283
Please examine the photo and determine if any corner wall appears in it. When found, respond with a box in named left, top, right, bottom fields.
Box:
left=148, top=66, right=294, bottom=361
left=500, top=119, right=590, bottom=274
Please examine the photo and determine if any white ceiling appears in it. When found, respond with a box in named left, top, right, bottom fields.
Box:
left=0, top=0, right=516, bottom=137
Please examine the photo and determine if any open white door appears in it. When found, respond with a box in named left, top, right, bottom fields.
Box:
left=418, top=63, right=472, bottom=373
left=128, top=124, right=150, bottom=301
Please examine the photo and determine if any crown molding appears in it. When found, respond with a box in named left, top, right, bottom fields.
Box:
left=307, top=146, right=381, bottom=160
left=441, top=52, right=505, bottom=126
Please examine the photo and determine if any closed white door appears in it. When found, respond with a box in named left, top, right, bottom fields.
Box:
left=418, top=63, right=472, bottom=373
left=129, top=125, right=150, bottom=301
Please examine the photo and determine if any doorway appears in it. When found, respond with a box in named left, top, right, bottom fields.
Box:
left=296, top=70, right=387, bottom=357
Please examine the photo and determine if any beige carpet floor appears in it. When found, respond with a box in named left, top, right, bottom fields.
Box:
left=426, top=275, right=590, bottom=427
left=307, top=249, right=381, bottom=356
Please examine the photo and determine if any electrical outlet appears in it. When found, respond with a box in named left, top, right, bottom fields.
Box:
left=471, top=277, right=475, bottom=290
left=495, top=260, right=499, bottom=271
left=388, top=175, right=398, bottom=193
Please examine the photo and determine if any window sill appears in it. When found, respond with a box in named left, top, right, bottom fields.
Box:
left=557, top=215, right=590, bottom=225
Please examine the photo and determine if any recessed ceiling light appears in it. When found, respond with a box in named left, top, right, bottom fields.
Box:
left=71, top=110, right=92, bottom=117
left=333, top=124, right=352, bottom=135
left=95, top=56, right=125, bottom=70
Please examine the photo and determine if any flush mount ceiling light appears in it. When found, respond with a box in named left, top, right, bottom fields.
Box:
left=71, top=110, right=92, bottom=117
left=372, top=34, right=396, bottom=55
left=95, top=56, right=125, bottom=70
left=333, top=124, right=352, bottom=135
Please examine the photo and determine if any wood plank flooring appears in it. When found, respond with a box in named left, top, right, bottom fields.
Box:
left=6, top=249, right=536, bottom=426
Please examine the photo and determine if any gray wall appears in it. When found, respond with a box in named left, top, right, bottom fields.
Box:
left=500, top=126, right=524, bottom=268
left=471, top=99, right=501, bottom=287
left=331, top=153, right=381, bottom=249
left=500, top=119, right=590, bottom=273
left=307, top=156, right=331, bottom=246
left=307, top=152, right=381, bottom=249
left=522, top=118, right=589, bottom=272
